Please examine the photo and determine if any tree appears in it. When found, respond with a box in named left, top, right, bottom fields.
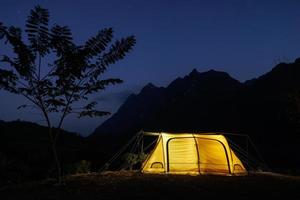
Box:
left=0, top=5, right=136, bottom=182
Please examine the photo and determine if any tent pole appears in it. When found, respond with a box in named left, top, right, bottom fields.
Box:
left=247, top=136, right=269, bottom=171
left=193, top=134, right=201, bottom=175
left=141, top=133, right=144, bottom=154
left=246, top=137, right=251, bottom=176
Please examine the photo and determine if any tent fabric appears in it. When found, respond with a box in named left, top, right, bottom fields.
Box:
left=142, top=132, right=246, bottom=175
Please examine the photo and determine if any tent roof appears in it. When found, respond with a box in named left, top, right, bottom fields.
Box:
left=143, top=131, right=224, bottom=136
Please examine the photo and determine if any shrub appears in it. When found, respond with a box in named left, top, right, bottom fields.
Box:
left=64, top=160, right=91, bottom=175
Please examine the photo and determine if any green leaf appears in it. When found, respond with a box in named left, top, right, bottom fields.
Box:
left=99, top=36, right=136, bottom=72
left=84, top=28, right=113, bottom=58
left=2, top=27, right=35, bottom=78
left=17, top=104, right=27, bottom=110
left=25, top=5, right=50, bottom=56
left=0, top=69, right=18, bottom=93
left=45, top=98, right=66, bottom=107
left=50, top=25, right=74, bottom=56
left=0, top=22, right=6, bottom=39
left=83, top=101, right=97, bottom=110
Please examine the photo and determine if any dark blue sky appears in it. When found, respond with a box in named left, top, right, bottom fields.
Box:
left=1, top=0, right=300, bottom=136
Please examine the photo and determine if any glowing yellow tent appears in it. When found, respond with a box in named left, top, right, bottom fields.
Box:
left=142, top=132, right=246, bottom=175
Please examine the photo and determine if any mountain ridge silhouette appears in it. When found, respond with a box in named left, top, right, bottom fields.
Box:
left=90, top=59, right=300, bottom=171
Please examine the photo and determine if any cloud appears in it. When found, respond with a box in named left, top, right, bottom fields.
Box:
left=95, top=89, right=137, bottom=103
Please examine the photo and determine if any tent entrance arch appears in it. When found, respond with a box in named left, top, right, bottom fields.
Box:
left=166, top=137, right=231, bottom=174
left=167, top=137, right=199, bottom=173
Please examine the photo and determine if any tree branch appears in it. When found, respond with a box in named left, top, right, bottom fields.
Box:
left=38, top=52, right=41, bottom=80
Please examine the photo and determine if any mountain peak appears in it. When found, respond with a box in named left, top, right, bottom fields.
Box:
left=206, top=69, right=218, bottom=73
left=140, top=83, right=157, bottom=93
left=189, top=68, right=199, bottom=76
left=186, top=69, right=232, bottom=81
left=145, top=82, right=156, bottom=89
left=202, top=69, right=227, bottom=75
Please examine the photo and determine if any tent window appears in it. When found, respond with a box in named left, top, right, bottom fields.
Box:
left=151, top=162, right=163, bottom=168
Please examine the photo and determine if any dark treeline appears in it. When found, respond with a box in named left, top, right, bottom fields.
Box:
left=0, top=120, right=89, bottom=186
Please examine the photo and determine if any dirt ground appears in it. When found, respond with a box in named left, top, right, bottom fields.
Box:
left=1, top=171, right=299, bottom=200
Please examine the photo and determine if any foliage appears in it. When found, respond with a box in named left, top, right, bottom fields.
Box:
left=0, top=5, right=135, bottom=181
left=0, top=120, right=89, bottom=184
left=0, top=5, right=135, bottom=120
left=65, top=160, right=91, bottom=174
left=0, top=153, right=32, bottom=186
left=123, top=153, right=147, bottom=170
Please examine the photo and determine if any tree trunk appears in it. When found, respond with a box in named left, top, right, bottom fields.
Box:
left=48, top=127, right=62, bottom=183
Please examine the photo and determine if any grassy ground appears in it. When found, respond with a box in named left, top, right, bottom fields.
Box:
left=1, top=171, right=299, bottom=200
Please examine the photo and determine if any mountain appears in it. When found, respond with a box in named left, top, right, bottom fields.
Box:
left=92, top=69, right=243, bottom=137
left=92, top=83, right=166, bottom=137
left=91, top=59, right=300, bottom=172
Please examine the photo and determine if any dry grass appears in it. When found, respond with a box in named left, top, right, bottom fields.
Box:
left=1, top=171, right=299, bottom=199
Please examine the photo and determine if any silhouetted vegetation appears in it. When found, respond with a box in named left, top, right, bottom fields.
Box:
left=123, top=153, right=147, bottom=170
left=65, top=160, right=91, bottom=175
left=0, top=120, right=87, bottom=186
left=0, top=5, right=135, bottom=182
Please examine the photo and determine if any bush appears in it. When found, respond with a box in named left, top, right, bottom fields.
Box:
left=64, top=160, right=91, bottom=175
left=123, top=153, right=148, bottom=170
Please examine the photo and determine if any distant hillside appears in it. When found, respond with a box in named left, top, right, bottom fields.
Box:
left=90, top=59, right=300, bottom=172
left=0, top=120, right=83, bottom=145
left=0, top=120, right=86, bottom=185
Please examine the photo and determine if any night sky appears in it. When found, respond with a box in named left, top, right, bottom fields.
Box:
left=1, top=0, right=300, bottom=136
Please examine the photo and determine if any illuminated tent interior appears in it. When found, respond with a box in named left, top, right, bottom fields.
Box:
left=101, top=131, right=267, bottom=175
left=142, top=132, right=246, bottom=175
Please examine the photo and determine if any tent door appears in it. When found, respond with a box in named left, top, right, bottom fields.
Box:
left=196, top=138, right=231, bottom=174
left=167, top=137, right=199, bottom=173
